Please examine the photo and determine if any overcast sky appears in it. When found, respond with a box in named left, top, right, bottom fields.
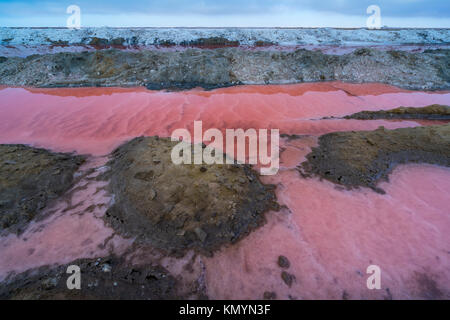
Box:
left=1, top=0, right=449, bottom=27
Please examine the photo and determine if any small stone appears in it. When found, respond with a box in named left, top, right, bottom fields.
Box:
left=281, top=271, right=295, bottom=287
left=41, top=277, right=58, bottom=289
left=200, top=166, right=207, bottom=172
left=277, top=255, right=290, bottom=269
left=238, top=177, right=246, bottom=184
left=102, top=263, right=112, bottom=272
left=149, top=188, right=157, bottom=200
left=194, top=227, right=207, bottom=242
left=164, top=204, right=175, bottom=213
left=263, top=291, right=277, bottom=300
left=256, top=194, right=265, bottom=201
left=342, top=290, right=350, bottom=300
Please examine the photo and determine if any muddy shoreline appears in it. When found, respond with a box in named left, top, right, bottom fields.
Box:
left=0, top=47, right=449, bottom=90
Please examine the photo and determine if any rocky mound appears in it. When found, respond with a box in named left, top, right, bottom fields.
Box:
left=299, top=124, right=450, bottom=193
left=344, top=104, right=450, bottom=120
left=103, top=136, right=279, bottom=256
left=0, top=144, right=85, bottom=234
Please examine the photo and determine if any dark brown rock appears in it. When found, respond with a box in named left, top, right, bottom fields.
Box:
left=263, top=291, right=277, bottom=300
left=342, top=290, right=350, bottom=300
left=281, top=271, right=295, bottom=287
left=277, top=255, right=290, bottom=269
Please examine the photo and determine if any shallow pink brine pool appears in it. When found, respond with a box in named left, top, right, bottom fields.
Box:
left=0, top=82, right=449, bottom=299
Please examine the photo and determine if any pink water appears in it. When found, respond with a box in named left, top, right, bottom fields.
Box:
left=0, top=82, right=449, bottom=299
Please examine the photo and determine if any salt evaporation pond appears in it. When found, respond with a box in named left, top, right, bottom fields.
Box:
left=0, top=82, right=449, bottom=299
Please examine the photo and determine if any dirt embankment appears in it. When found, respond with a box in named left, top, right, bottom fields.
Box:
left=102, top=136, right=279, bottom=257
left=0, top=47, right=448, bottom=90
left=344, top=104, right=450, bottom=120
left=299, top=124, right=450, bottom=193
left=0, top=144, right=85, bottom=234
